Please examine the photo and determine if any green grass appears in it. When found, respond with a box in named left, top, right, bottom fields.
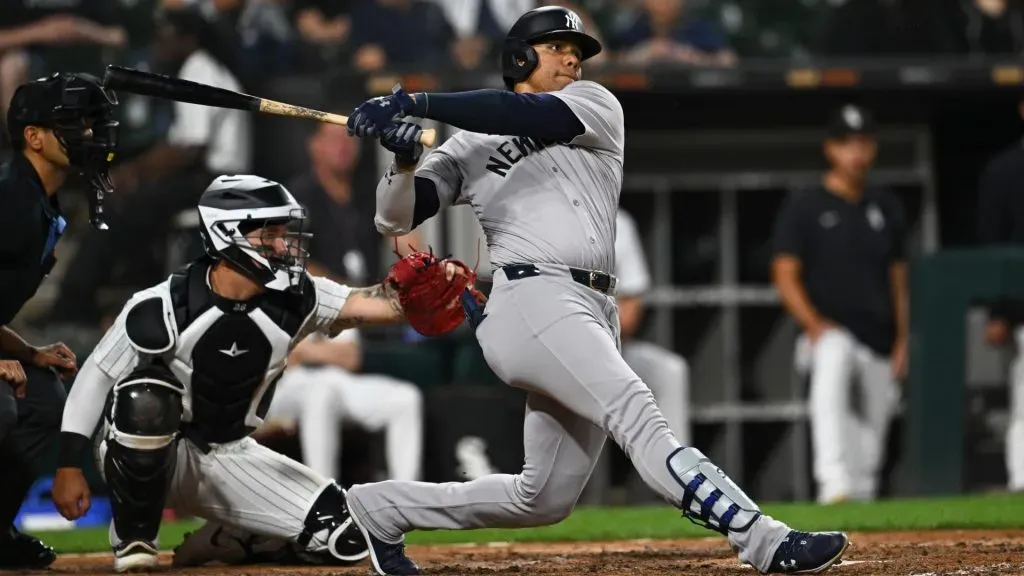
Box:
left=29, top=494, right=1024, bottom=554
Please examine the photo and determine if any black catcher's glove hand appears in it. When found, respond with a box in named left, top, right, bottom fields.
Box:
left=347, top=84, right=416, bottom=138
left=380, top=122, right=424, bottom=167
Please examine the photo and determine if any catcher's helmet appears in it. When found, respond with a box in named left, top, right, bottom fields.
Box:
left=7, top=72, right=120, bottom=230
left=197, top=175, right=312, bottom=294
left=501, top=6, right=602, bottom=90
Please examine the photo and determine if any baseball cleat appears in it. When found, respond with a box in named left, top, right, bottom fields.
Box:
left=349, top=508, right=419, bottom=575
left=172, top=522, right=290, bottom=567
left=765, top=531, right=850, bottom=574
left=0, top=529, right=56, bottom=569
left=114, top=540, right=160, bottom=572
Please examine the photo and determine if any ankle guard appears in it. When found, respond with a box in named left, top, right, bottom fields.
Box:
left=666, top=446, right=761, bottom=535
left=298, top=482, right=367, bottom=564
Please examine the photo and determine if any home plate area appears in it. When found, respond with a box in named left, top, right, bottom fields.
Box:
left=29, top=530, right=1024, bottom=575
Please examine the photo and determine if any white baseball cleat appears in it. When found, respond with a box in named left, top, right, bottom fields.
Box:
left=113, top=540, right=159, bottom=572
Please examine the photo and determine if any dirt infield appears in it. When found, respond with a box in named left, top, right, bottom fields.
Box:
left=29, top=529, right=1024, bottom=575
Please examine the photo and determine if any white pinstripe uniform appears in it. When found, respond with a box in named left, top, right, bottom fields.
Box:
left=62, top=269, right=354, bottom=553
left=266, top=328, right=424, bottom=483
left=614, top=209, right=691, bottom=446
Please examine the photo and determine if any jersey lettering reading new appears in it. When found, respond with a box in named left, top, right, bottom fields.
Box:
left=417, top=80, right=625, bottom=272
left=88, top=257, right=351, bottom=444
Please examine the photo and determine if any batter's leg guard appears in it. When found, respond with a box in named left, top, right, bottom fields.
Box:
left=104, top=364, right=183, bottom=547
left=666, top=446, right=761, bottom=535
left=297, top=482, right=368, bottom=564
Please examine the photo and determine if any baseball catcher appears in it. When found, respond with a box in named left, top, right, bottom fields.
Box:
left=50, top=175, right=475, bottom=572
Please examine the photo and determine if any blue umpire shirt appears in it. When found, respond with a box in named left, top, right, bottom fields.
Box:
left=0, top=152, right=68, bottom=326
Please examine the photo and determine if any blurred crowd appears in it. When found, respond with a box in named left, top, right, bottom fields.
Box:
left=2, top=0, right=1024, bottom=497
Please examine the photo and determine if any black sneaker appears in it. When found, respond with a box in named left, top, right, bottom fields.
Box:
left=766, top=530, right=850, bottom=574
left=349, top=509, right=419, bottom=576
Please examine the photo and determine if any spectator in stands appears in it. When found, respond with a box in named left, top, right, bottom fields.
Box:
left=921, top=0, right=1024, bottom=55
left=811, top=0, right=925, bottom=55
left=45, top=4, right=251, bottom=334
left=258, top=328, right=424, bottom=483
left=975, top=99, right=1024, bottom=493
left=196, top=0, right=295, bottom=84
left=289, top=0, right=354, bottom=70
left=770, top=104, right=906, bottom=504
left=289, top=121, right=421, bottom=286
left=347, top=0, right=456, bottom=72
left=614, top=208, right=690, bottom=445
left=610, top=0, right=735, bottom=66
left=432, top=0, right=534, bottom=70
left=0, top=2, right=126, bottom=126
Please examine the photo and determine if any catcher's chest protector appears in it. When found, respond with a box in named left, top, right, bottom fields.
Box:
left=166, top=258, right=316, bottom=445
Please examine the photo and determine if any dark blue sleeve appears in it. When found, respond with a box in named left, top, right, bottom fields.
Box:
left=412, top=90, right=585, bottom=141
left=411, top=177, right=440, bottom=230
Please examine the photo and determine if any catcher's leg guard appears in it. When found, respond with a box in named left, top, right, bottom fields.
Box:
left=297, top=482, right=367, bottom=563
left=104, top=364, right=183, bottom=545
left=667, top=446, right=761, bottom=535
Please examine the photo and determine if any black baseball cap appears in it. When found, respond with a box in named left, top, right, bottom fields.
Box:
left=826, top=104, right=877, bottom=139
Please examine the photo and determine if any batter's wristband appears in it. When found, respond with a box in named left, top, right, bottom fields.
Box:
left=57, top=431, right=90, bottom=468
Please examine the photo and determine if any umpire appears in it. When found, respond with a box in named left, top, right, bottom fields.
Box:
left=0, top=72, right=118, bottom=568
left=770, top=103, right=907, bottom=504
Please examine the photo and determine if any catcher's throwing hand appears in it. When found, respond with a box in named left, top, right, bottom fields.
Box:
left=386, top=248, right=486, bottom=336
left=0, top=360, right=27, bottom=398
left=347, top=84, right=416, bottom=138
left=31, top=342, right=78, bottom=379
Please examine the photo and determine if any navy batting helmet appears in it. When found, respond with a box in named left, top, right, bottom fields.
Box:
left=501, top=6, right=602, bottom=90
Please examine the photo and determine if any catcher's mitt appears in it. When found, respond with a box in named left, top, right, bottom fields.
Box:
left=385, top=245, right=486, bottom=336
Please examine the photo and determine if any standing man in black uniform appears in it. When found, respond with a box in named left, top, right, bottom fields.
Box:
left=0, top=71, right=119, bottom=567
left=976, top=108, right=1024, bottom=492
left=771, top=104, right=907, bottom=504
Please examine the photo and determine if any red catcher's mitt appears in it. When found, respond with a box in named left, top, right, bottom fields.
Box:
left=385, top=246, right=485, bottom=336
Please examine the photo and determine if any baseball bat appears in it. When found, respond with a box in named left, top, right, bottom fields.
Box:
left=102, top=65, right=437, bottom=148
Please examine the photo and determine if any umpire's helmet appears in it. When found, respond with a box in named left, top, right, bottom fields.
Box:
left=501, top=6, right=602, bottom=90
left=7, top=72, right=119, bottom=229
left=197, top=175, right=312, bottom=294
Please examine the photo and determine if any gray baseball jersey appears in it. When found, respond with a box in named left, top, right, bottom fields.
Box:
left=416, top=80, right=625, bottom=272
left=349, top=79, right=793, bottom=574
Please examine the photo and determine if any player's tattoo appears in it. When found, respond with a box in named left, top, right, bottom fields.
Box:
left=334, top=283, right=404, bottom=331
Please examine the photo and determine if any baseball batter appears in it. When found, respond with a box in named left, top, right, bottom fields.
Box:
left=48, top=175, right=463, bottom=572
left=339, top=7, right=850, bottom=576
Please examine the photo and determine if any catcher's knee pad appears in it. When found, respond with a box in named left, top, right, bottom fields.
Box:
left=667, top=446, right=761, bottom=535
left=104, top=362, right=183, bottom=544
left=297, top=482, right=368, bottom=564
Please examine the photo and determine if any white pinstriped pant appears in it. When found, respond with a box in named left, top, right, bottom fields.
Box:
left=95, top=424, right=334, bottom=549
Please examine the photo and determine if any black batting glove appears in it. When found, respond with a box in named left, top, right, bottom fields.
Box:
left=380, top=122, right=424, bottom=167
left=347, top=84, right=417, bottom=138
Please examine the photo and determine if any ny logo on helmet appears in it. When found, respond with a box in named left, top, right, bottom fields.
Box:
left=564, top=11, right=582, bottom=31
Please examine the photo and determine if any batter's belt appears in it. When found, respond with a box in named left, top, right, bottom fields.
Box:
left=501, top=263, right=618, bottom=295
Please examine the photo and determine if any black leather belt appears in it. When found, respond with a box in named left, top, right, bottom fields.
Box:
left=501, top=264, right=617, bottom=295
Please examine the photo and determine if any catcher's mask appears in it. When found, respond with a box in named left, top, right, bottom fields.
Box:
left=7, top=72, right=120, bottom=229
left=197, top=175, right=312, bottom=294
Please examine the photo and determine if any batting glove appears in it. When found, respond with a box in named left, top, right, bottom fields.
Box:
left=347, top=84, right=417, bottom=138
left=380, top=122, right=424, bottom=167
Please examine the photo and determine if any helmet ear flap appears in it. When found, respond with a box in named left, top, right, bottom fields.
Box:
left=501, top=38, right=539, bottom=90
